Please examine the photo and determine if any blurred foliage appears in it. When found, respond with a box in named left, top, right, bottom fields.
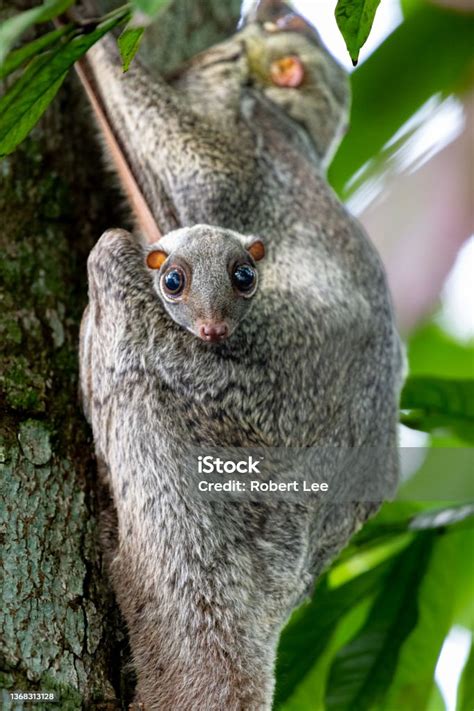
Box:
left=408, top=324, right=474, bottom=379
left=0, top=25, right=71, bottom=80
left=401, top=377, right=474, bottom=443
left=132, top=0, right=168, bottom=16
left=0, top=0, right=73, bottom=64
left=329, top=3, right=474, bottom=198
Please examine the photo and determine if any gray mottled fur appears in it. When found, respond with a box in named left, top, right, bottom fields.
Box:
left=79, top=10, right=402, bottom=710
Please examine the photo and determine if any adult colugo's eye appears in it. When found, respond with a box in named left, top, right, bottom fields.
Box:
left=163, top=267, right=185, bottom=296
left=233, top=264, right=256, bottom=293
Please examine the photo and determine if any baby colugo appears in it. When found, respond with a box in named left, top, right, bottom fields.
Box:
left=145, top=224, right=265, bottom=342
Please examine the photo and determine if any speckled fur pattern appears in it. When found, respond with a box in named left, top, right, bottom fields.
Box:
left=79, top=14, right=403, bottom=710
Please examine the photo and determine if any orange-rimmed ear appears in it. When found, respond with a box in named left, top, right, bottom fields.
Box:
left=146, top=250, right=167, bottom=270
left=248, top=240, right=265, bottom=262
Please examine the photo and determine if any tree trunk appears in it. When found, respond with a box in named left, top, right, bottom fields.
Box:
left=0, top=1, right=241, bottom=708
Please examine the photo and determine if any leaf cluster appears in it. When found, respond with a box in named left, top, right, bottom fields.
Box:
left=0, top=0, right=396, bottom=156
left=0, top=0, right=169, bottom=156
left=275, top=502, right=474, bottom=710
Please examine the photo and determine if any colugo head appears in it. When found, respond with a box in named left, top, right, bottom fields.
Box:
left=146, top=225, right=265, bottom=343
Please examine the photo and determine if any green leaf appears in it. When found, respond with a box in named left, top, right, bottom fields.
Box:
left=118, top=25, right=145, bottom=72
left=0, top=70, right=67, bottom=154
left=0, top=26, right=71, bottom=80
left=0, top=0, right=74, bottom=66
left=275, top=560, right=392, bottom=707
left=0, top=14, right=128, bottom=157
left=131, top=0, right=168, bottom=19
left=384, top=527, right=474, bottom=711
left=457, top=639, right=474, bottom=711
left=325, top=534, right=435, bottom=711
left=401, top=377, right=474, bottom=443
left=335, top=0, right=381, bottom=66
left=408, top=323, right=474, bottom=380
left=279, top=595, right=374, bottom=711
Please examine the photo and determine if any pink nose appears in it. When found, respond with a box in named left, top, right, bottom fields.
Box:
left=198, top=322, right=229, bottom=342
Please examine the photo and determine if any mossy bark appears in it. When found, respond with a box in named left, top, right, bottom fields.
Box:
left=0, top=73, right=131, bottom=709
left=0, top=1, right=241, bottom=708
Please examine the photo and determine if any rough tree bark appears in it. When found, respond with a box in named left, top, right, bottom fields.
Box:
left=0, top=1, right=241, bottom=708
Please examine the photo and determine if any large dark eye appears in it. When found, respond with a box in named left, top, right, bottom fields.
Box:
left=163, top=267, right=185, bottom=296
left=233, top=264, right=256, bottom=293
